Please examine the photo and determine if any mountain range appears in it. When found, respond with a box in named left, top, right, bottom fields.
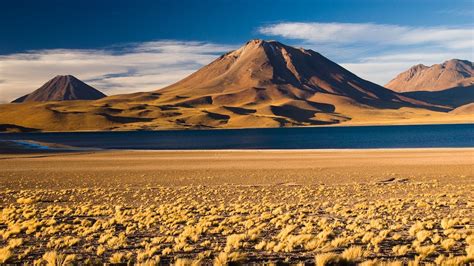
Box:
left=0, top=40, right=472, bottom=132
left=385, top=59, right=474, bottom=111
left=385, top=59, right=473, bottom=92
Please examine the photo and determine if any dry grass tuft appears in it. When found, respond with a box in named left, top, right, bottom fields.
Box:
left=42, top=251, right=76, bottom=266
left=0, top=247, right=12, bottom=263
left=0, top=158, right=472, bottom=264
left=315, top=252, right=350, bottom=266
left=341, top=246, right=363, bottom=262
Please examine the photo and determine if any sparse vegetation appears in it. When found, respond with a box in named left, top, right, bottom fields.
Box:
left=0, top=181, right=472, bottom=264
left=0, top=150, right=472, bottom=264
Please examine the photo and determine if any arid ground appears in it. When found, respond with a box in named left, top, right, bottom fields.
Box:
left=0, top=149, right=473, bottom=264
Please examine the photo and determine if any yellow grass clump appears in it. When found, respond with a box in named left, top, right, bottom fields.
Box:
left=0, top=161, right=472, bottom=264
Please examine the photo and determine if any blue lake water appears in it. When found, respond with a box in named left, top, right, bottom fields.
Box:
left=0, top=124, right=473, bottom=150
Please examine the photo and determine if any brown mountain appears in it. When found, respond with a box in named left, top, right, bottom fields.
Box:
left=12, top=75, right=106, bottom=103
left=0, top=40, right=470, bottom=132
left=385, top=59, right=473, bottom=92
left=157, top=39, right=431, bottom=110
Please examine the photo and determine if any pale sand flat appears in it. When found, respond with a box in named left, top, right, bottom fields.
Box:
left=1, top=148, right=472, bottom=189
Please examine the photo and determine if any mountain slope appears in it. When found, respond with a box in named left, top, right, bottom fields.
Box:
left=12, top=75, right=106, bottom=103
left=385, top=59, right=473, bottom=92
left=450, top=103, right=474, bottom=115
left=402, top=85, right=474, bottom=108
left=0, top=40, right=469, bottom=132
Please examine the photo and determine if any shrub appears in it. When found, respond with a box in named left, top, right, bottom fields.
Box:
left=0, top=247, right=12, bottom=263
left=109, top=252, right=125, bottom=263
left=315, top=253, right=346, bottom=266
left=341, top=246, right=363, bottom=262
left=42, top=251, right=76, bottom=266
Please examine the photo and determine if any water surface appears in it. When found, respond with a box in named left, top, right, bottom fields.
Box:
left=1, top=124, right=473, bottom=150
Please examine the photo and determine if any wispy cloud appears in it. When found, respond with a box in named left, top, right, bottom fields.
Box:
left=0, top=41, right=236, bottom=103
left=259, top=22, right=473, bottom=47
left=259, top=22, right=474, bottom=84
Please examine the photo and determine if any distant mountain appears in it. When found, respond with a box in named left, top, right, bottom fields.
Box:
left=385, top=59, right=473, bottom=92
left=0, top=40, right=469, bottom=132
left=12, top=75, right=106, bottom=103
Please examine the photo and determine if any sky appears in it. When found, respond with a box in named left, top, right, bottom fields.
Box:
left=0, top=0, right=473, bottom=102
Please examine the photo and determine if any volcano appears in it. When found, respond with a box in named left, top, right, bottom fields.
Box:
left=12, top=75, right=106, bottom=103
left=156, top=39, right=427, bottom=109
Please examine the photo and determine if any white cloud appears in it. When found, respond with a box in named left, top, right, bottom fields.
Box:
left=0, top=41, right=236, bottom=103
left=259, top=22, right=473, bottom=47
left=259, top=22, right=474, bottom=85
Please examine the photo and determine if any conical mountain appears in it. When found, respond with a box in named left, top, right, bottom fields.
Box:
left=385, top=59, right=473, bottom=92
left=12, top=75, right=106, bottom=103
left=156, top=39, right=425, bottom=109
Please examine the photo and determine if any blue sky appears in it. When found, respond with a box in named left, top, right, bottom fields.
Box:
left=1, top=0, right=473, bottom=102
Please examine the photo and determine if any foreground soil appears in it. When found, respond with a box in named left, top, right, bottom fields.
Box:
left=0, top=149, right=473, bottom=264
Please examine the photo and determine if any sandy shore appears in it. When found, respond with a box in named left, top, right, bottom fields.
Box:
left=1, top=148, right=472, bottom=189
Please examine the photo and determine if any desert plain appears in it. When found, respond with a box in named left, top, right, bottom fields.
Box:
left=0, top=148, right=472, bottom=265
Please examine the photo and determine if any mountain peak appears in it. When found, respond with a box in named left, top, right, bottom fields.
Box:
left=54, top=74, right=76, bottom=79
left=386, top=59, right=473, bottom=92
left=12, top=75, right=106, bottom=103
left=441, top=59, right=473, bottom=71
left=245, top=39, right=265, bottom=45
left=239, top=39, right=305, bottom=54
left=245, top=39, right=280, bottom=46
left=50, top=75, right=81, bottom=84
left=409, top=64, right=428, bottom=70
left=443, top=58, right=471, bottom=64
left=236, top=39, right=285, bottom=54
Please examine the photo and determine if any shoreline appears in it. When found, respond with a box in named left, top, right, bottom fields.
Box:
left=76, top=147, right=474, bottom=155
left=1, top=121, right=473, bottom=134
left=1, top=147, right=474, bottom=156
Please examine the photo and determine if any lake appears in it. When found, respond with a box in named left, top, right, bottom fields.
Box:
left=0, top=124, right=473, bottom=150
